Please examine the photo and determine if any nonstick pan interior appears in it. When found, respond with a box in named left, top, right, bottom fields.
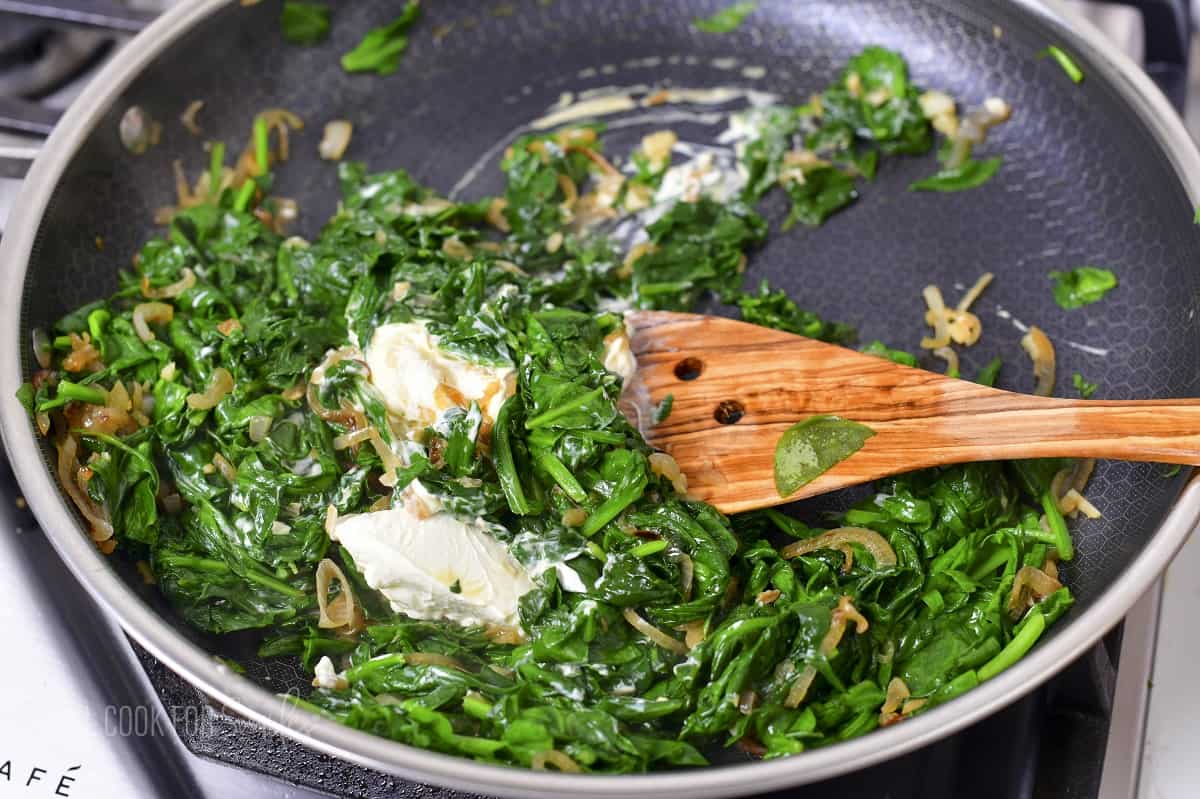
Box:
left=12, top=0, right=1200, bottom=774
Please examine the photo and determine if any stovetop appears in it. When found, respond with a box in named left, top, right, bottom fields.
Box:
left=0, top=2, right=1190, bottom=798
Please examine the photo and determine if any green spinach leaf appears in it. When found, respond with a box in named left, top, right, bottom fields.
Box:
left=1072, top=373, right=1098, bottom=399
left=693, top=1, right=757, bottom=33
left=910, top=157, right=1002, bottom=192
left=775, top=415, right=876, bottom=496
left=281, top=2, right=331, bottom=45
left=1049, top=266, right=1118, bottom=309
left=341, top=2, right=421, bottom=75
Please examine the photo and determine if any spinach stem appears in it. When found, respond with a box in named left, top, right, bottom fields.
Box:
left=492, top=397, right=532, bottom=515
left=462, top=694, right=492, bottom=720
left=209, top=141, right=226, bottom=197
left=253, top=116, right=270, bottom=174
left=931, top=669, right=979, bottom=706
left=75, top=430, right=158, bottom=487
left=233, top=179, right=257, bottom=213
left=631, top=539, right=668, bottom=558
left=581, top=481, right=643, bottom=537
left=1040, top=489, right=1074, bottom=561
left=87, top=308, right=111, bottom=342
left=968, top=544, right=1013, bottom=580
left=157, top=553, right=305, bottom=599
left=978, top=607, right=1046, bottom=681
left=237, top=565, right=308, bottom=599
left=1042, top=45, right=1084, bottom=83
left=37, top=380, right=107, bottom=412
left=345, top=653, right=407, bottom=681
left=575, top=430, right=626, bottom=444
left=524, top=386, right=606, bottom=429
left=534, top=450, right=587, bottom=503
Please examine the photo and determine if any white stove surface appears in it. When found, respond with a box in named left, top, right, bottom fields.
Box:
left=0, top=466, right=327, bottom=798
left=0, top=512, right=152, bottom=798
left=1139, top=532, right=1200, bottom=799
left=0, top=3, right=1196, bottom=799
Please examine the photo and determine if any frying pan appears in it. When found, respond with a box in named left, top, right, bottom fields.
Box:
left=1, top=1, right=1199, bottom=796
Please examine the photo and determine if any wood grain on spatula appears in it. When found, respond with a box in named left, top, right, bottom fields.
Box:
left=625, top=311, right=1200, bottom=514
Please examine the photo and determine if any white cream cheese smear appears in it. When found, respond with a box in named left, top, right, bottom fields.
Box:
left=333, top=505, right=533, bottom=628
left=365, top=320, right=515, bottom=426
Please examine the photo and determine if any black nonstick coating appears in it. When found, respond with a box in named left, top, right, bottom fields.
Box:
left=15, top=0, right=1200, bottom=757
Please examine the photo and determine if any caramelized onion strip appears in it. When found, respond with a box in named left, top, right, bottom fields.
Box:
left=1007, top=565, right=1062, bottom=620
left=315, top=558, right=360, bottom=630
left=531, top=749, right=582, bottom=773
left=186, top=367, right=234, bottom=410
left=780, top=527, right=897, bottom=569
left=785, top=596, right=869, bottom=708
left=622, top=607, right=688, bottom=655
left=1021, top=326, right=1056, bottom=397
left=55, top=435, right=114, bottom=542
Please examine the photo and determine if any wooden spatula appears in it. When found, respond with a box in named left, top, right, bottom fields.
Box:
left=625, top=311, right=1200, bottom=514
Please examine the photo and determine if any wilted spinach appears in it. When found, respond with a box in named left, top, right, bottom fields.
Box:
left=1072, top=373, right=1099, bottom=399
left=281, top=2, right=331, bottom=45
left=1049, top=266, right=1118, bottom=310
left=910, top=157, right=1002, bottom=192
left=737, top=44, right=1004, bottom=226
left=341, top=1, right=421, bottom=75
left=22, top=45, right=1076, bottom=774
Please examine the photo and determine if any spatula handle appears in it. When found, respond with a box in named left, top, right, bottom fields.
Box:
left=858, top=393, right=1200, bottom=466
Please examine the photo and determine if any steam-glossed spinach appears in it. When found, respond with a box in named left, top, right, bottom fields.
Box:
left=774, top=415, right=876, bottom=496
left=735, top=44, right=1005, bottom=230
left=21, top=46, right=1078, bottom=774
left=340, top=1, right=421, bottom=75
left=910, top=156, right=1002, bottom=193
left=1049, top=266, right=1118, bottom=310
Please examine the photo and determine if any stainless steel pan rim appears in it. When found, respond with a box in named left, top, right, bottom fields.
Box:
left=1, top=1, right=1197, bottom=796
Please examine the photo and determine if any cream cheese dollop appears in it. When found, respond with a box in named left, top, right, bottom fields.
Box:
left=331, top=504, right=533, bottom=628
left=364, top=321, right=515, bottom=427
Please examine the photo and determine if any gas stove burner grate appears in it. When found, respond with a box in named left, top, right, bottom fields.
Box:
left=0, top=20, right=113, bottom=100
left=0, top=18, right=46, bottom=64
